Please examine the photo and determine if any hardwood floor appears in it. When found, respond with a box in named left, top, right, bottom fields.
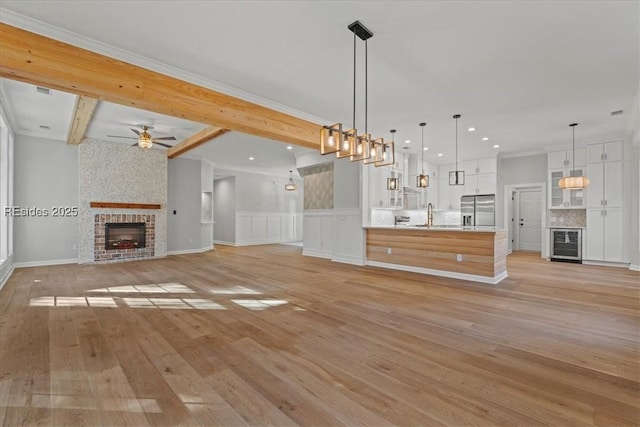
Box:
left=0, top=246, right=638, bottom=426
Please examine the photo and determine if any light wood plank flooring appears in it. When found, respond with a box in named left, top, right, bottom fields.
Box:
left=0, top=246, right=638, bottom=426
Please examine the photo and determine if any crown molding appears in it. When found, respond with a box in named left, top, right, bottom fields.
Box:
left=498, top=149, right=548, bottom=159
left=0, top=8, right=331, bottom=126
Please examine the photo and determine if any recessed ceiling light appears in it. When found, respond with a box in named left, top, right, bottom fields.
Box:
left=405, top=140, right=411, bottom=144
left=423, top=147, right=429, bottom=151
left=437, top=153, right=443, bottom=157
left=493, top=144, right=500, bottom=148
left=286, top=146, right=293, bottom=150
left=249, top=157, right=254, bottom=160
left=468, top=127, right=475, bottom=132
left=482, top=137, right=489, bottom=141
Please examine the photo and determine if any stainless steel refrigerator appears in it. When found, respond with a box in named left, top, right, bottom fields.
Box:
left=461, top=194, right=495, bottom=226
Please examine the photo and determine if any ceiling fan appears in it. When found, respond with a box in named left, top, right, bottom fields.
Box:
left=107, top=125, right=177, bottom=149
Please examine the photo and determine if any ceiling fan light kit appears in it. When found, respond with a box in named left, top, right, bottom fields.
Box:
left=107, top=125, right=177, bottom=149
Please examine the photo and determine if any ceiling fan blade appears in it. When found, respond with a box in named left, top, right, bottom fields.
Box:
left=153, top=136, right=177, bottom=141
left=107, top=135, right=137, bottom=140
left=155, top=142, right=173, bottom=148
left=131, top=142, right=139, bottom=147
left=130, top=129, right=141, bottom=136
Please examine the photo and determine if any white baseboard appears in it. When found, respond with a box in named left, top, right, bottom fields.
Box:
left=332, top=254, right=366, bottom=266
left=302, top=249, right=332, bottom=259
left=14, top=258, right=78, bottom=268
left=0, top=266, right=15, bottom=292
left=366, top=260, right=508, bottom=285
left=629, top=264, right=640, bottom=272
left=582, top=260, right=630, bottom=268
left=219, top=240, right=301, bottom=247
left=166, top=245, right=214, bottom=255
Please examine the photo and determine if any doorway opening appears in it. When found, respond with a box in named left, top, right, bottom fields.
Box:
left=504, top=183, right=546, bottom=257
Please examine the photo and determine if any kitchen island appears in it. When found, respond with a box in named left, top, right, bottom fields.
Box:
left=365, top=225, right=508, bottom=284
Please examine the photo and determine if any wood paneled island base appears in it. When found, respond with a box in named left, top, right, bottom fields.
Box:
left=366, top=227, right=508, bottom=284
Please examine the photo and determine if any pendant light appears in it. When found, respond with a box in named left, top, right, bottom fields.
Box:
left=558, top=123, right=590, bottom=189
left=376, top=129, right=396, bottom=167
left=449, top=114, right=464, bottom=186
left=386, top=175, right=398, bottom=191
left=320, top=21, right=385, bottom=165
left=285, top=170, right=297, bottom=191
left=417, top=122, right=429, bottom=188
left=385, top=130, right=398, bottom=190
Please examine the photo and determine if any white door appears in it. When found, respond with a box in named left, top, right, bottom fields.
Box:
left=518, top=190, right=542, bottom=251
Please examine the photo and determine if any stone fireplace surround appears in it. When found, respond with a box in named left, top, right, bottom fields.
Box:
left=94, top=213, right=155, bottom=262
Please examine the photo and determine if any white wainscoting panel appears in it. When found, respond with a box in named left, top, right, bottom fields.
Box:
left=302, top=209, right=364, bottom=265
left=332, top=209, right=365, bottom=265
left=235, top=212, right=303, bottom=246
left=303, top=210, right=334, bottom=258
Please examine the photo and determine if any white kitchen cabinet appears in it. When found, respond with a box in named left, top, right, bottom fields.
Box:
left=587, top=141, right=622, bottom=163
left=586, top=162, right=623, bottom=209
left=437, top=178, right=463, bottom=211
left=585, top=207, right=623, bottom=262
left=548, top=168, right=587, bottom=208
left=463, top=157, right=496, bottom=175
left=548, top=148, right=586, bottom=169
left=583, top=141, right=624, bottom=263
left=464, top=173, right=496, bottom=195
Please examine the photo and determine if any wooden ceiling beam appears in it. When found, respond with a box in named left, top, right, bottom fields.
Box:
left=0, top=23, right=321, bottom=148
left=67, top=95, right=98, bottom=145
left=167, top=126, right=229, bottom=159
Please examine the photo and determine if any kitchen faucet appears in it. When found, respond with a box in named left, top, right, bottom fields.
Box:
left=426, top=203, right=434, bottom=227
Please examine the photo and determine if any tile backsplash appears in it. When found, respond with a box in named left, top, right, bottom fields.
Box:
left=549, top=209, right=586, bottom=227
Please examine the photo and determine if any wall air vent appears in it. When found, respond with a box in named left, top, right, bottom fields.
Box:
left=36, top=86, right=51, bottom=95
left=610, top=110, right=624, bottom=116
left=39, top=125, right=50, bottom=130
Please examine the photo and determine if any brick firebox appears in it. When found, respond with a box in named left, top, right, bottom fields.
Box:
left=94, top=213, right=155, bottom=262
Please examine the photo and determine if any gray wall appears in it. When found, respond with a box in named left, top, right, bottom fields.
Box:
left=500, top=154, right=548, bottom=185
left=229, top=170, right=303, bottom=213
left=14, top=135, right=78, bottom=263
left=167, top=158, right=202, bottom=252
left=214, top=177, right=236, bottom=243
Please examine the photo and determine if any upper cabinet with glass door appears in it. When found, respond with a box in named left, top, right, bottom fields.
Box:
left=548, top=148, right=587, bottom=209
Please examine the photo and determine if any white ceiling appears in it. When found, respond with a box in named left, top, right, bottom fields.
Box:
left=0, top=1, right=638, bottom=166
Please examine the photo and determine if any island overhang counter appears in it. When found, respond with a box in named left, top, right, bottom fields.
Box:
left=365, top=226, right=508, bottom=284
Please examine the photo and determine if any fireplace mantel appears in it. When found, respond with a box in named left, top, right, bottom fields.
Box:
left=90, top=202, right=161, bottom=210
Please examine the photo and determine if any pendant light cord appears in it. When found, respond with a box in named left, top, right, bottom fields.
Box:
left=572, top=125, right=576, bottom=178
left=455, top=116, right=459, bottom=170
left=421, top=124, right=425, bottom=174
left=365, top=39, right=368, bottom=135
left=352, top=31, right=356, bottom=131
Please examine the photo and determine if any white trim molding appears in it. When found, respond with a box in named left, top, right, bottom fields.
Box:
left=166, top=245, right=214, bottom=256
left=367, top=260, right=508, bottom=285
left=0, top=265, right=14, bottom=292
left=582, top=260, right=631, bottom=268
left=14, top=258, right=77, bottom=268
left=629, top=264, right=640, bottom=272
